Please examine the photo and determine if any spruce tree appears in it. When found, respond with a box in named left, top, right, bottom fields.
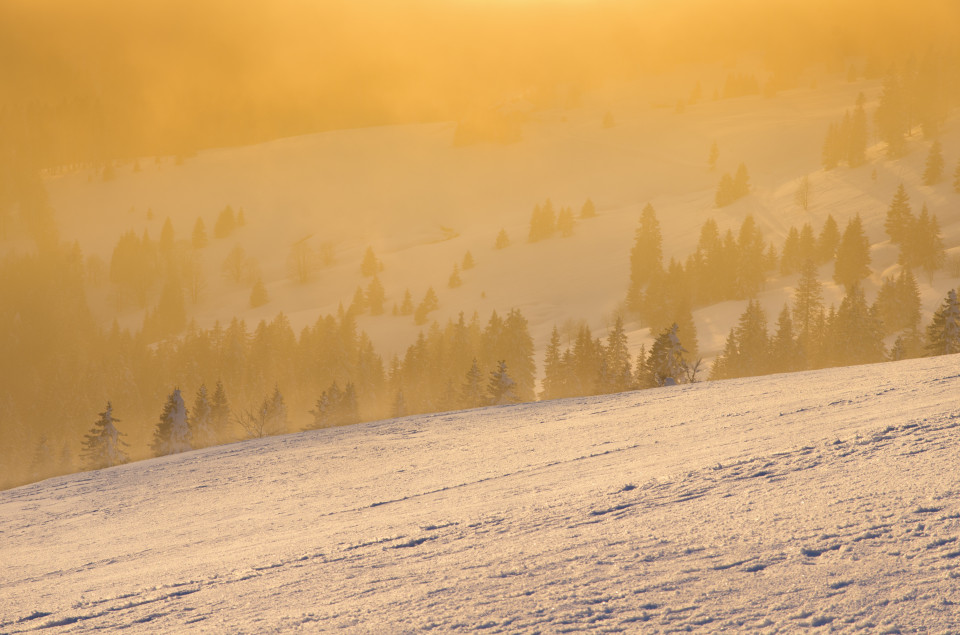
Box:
left=213, top=205, right=236, bottom=238
left=627, top=203, right=664, bottom=311
left=360, top=247, right=381, bottom=277
left=462, top=251, right=475, bottom=270
left=540, top=327, right=565, bottom=400
left=847, top=93, right=868, bottom=167
left=715, top=173, right=735, bottom=207
left=400, top=289, right=414, bottom=315
left=152, top=388, right=191, bottom=456
left=833, top=214, right=871, bottom=289
left=771, top=305, right=803, bottom=373
left=780, top=227, right=801, bottom=275
left=733, top=163, right=750, bottom=199
left=603, top=316, right=632, bottom=393
left=448, top=263, right=462, bottom=288
left=366, top=275, right=386, bottom=315
left=647, top=323, right=688, bottom=386
left=81, top=402, right=128, bottom=470
left=413, top=287, right=439, bottom=325
left=487, top=360, right=519, bottom=405
left=884, top=184, right=913, bottom=245
left=580, top=198, right=597, bottom=219
left=461, top=359, right=485, bottom=408
left=922, top=140, right=945, bottom=185
left=816, top=215, right=840, bottom=263
left=249, top=277, right=269, bottom=308
left=875, top=73, right=907, bottom=157
left=191, top=385, right=214, bottom=448
left=210, top=379, right=231, bottom=444
left=829, top=284, right=885, bottom=366
left=494, top=228, right=510, bottom=249
left=925, top=289, right=960, bottom=356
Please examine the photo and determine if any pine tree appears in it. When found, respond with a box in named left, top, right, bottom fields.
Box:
left=462, top=251, right=476, bottom=270
left=715, top=173, right=735, bottom=207
left=922, top=140, right=945, bottom=185
left=580, top=198, right=597, bottom=219
left=81, top=402, right=128, bottom=470
left=495, top=228, right=510, bottom=249
left=925, top=289, right=960, bottom=356
left=780, top=227, right=800, bottom=275
left=912, top=206, right=946, bottom=280
left=885, top=183, right=914, bottom=245
left=249, top=277, right=269, bottom=308
left=151, top=388, right=191, bottom=456
left=834, top=214, right=871, bottom=289
left=191, top=385, right=214, bottom=448
left=192, top=217, right=208, bottom=249
left=540, top=327, right=565, bottom=400
left=487, top=360, right=519, bottom=405
left=366, top=275, right=386, bottom=315
left=875, top=73, right=907, bottom=157
left=159, top=217, right=175, bottom=258
left=822, top=122, right=841, bottom=170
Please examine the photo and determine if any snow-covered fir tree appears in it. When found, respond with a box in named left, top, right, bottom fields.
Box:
left=487, top=360, right=519, bottom=405
left=926, top=289, right=960, bottom=356
left=151, top=388, right=191, bottom=456
left=649, top=323, right=688, bottom=386
left=81, top=402, right=128, bottom=470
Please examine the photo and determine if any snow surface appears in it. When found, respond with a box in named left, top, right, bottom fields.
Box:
left=2, top=355, right=959, bottom=632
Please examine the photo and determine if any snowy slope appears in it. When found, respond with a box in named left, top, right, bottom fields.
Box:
left=41, top=76, right=960, bottom=363
left=2, top=355, right=959, bottom=632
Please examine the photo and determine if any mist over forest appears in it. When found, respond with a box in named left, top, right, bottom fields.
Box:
left=2, top=0, right=960, bottom=490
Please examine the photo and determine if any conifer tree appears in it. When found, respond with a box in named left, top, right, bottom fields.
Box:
left=249, top=277, right=269, bottom=308
left=151, top=388, right=191, bottom=456
left=647, top=323, right=688, bottom=386
left=213, top=205, right=236, bottom=238
left=461, top=359, right=485, bottom=408
left=780, top=227, right=801, bottom=275
left=875, top=73, right=907, bottom=157
left=829, top=284, right=885, bottom=366
left=922, top=140, right=945, bottom=185
left=925, top=288, right=960, bottom=356
left=847, top=93, right=868, bottom=167
left=715, top=173, right=735, bottom=206
left=366, top=275, right=385, bottom=315
left=627, top=203, right=664, bottom=311
left=400, top=289, right=414, bottom=315
left=413, top=287, right=439, bottom=325
left=834, top=214, right=871, bottom=289
left=822, top=122, right=841, bottom=170
left=192, top=217, right=208, bottom=249
left=771, top=305, right=803, bottom=373
left=885, top=183, right=913, bottom=245
left=81, top=402, right=128, bottom=470
left=360, top=247, right=381, bottom=277
left=540, top=327, right=565, bottom=400
left=462, top=251, right=475, bottom=270
left=733, top=163, right=750, bottom=199
left=448, top=263, right=462, bottom=288
left=487, top=360, right=519, bottom=405
left=494, top=228, right=510, bottom=249
left=210, top=379, right=231, bottom=443
left=910, top=206, right=946, bottom=280
left=708, top=141, right=719, bottom=171
left=191, top=385, right=214, bottom=448
left=816, top=215, right=840, bottom=263
left=795, top=175, right=811, bottom=211
left=602, top=316, right=632, bottom=393
left=580, top=198, right=597, bottom=219
left=348, top=285, right=367, bottom=315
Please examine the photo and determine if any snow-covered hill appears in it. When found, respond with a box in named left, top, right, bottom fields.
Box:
left=3, top=355, right=959, bottom=632
left=41, top=76, right=960, bottom=363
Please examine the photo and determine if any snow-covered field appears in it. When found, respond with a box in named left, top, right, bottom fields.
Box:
left=3, top=355, right=959, bottom=632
